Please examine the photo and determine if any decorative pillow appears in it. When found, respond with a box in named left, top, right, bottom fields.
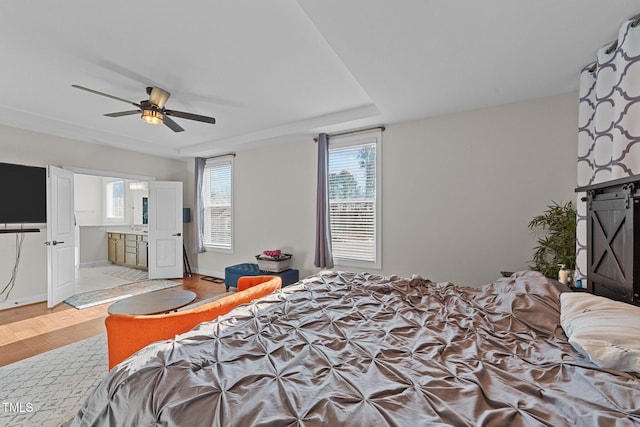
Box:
left=560, top=292, right=640, bottom=372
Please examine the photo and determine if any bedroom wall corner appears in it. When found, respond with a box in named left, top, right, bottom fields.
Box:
left=382, top=91, right=578, bottom=286
left=192, top=140, right=318, bottom=280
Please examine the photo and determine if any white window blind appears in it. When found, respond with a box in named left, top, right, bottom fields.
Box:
left=202, top=157, right=233, bottom=251
left=328, top=131, right=381, bottom=267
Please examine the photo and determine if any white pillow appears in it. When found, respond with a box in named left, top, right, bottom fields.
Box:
left=560, top=292, right=640, bottom=372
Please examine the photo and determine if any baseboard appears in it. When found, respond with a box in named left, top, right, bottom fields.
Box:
left=0, top=293, right=47, bottom=311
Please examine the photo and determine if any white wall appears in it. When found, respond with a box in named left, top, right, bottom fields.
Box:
left=188, top=141, right=317, bottom=279
left=77, top=226, right=108, bottom=265
left=0, top=124, right=188, bottom=309
left=75, top=175, right=149, bottom=227
left=193, top=92, right=578, bottom=286
left=74, top=174, right=103, bottom=226
left=382, top=92, right=578, bottom=285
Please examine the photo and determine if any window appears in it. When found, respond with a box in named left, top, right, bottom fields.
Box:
left=202, top=156, right=233, bottom=251
left=105, top=180, right=124, bottom=220
left=328, top=130, right=381, bottom=268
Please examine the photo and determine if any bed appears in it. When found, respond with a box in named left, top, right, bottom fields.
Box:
left=71, top=270, right=640, bottom=426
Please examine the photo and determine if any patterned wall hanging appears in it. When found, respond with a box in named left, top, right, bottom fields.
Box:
left=576, top=14, right=640, bottom=281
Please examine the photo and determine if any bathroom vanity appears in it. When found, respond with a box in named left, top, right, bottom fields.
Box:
left=107, top=230, right=148, bottom=270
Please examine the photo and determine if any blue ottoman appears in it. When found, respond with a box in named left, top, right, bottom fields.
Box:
left=224, top=263, right=300, bottom=291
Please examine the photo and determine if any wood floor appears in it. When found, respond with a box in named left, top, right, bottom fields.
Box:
left=0, top=274, right=227, bottom=367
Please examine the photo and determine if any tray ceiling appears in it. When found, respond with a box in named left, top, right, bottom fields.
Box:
left=0, top=1, right=637, bottom=158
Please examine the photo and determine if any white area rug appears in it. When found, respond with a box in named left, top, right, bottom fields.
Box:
left=0, top=334, right=107, bottom=427
left=99, top=265, right=149, bottom=282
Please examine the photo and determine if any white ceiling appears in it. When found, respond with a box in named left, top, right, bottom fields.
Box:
left=0, top=1, right=638, bottom=159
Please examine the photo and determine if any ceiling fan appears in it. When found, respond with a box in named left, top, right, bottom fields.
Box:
left=71, top=84, right=216, bottom=132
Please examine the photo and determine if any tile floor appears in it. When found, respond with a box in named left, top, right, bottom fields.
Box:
left=75, top=264, right=149, bottom=294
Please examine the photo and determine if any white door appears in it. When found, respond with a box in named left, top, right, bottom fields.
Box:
left=148, top=181, right=183, bottom=279
left=47, top=166, right=75, bottom=307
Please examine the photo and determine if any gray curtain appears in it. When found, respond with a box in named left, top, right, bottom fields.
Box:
left=314, top=133, right=333, bottom=268
left=194, top=157, right=206, bottom=253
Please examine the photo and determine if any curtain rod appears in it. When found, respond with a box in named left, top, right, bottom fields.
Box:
left=313, top=126, right=385, bottom=142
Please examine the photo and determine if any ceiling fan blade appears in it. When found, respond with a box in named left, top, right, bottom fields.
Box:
left=149, top=86, right=171, bottom=108
left=72, top=85, right=141, bottom=107
left=163, top=115, right=185, bottom=132
left=104, top=110, right=140, bottom=117
left=165, top=109, right=216, bottom=124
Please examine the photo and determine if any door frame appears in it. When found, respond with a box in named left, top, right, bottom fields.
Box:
left=46, top=166, right=166, bottom=305
left=63, top=166, right=155, bottom=183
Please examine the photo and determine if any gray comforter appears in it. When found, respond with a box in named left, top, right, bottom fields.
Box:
left=72, top=271, right=640, bottom=426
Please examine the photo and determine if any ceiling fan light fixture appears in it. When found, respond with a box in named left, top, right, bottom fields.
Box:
left=72, top=84, right=216, bottom=132
left=141, top=108, right=163, bottom=125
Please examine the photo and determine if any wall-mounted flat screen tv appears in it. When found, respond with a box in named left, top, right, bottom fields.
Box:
left=0, top=162, right=47, bottom=224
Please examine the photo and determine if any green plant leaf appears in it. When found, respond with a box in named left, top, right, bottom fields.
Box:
left=528, top=201, right=576, bottom=278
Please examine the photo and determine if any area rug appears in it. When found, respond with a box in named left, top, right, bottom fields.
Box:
left=99, top=265, right=148, bottom=282
left=0, top=334, right=107, bottom=427
left=64, top=279, right=181, bottom=309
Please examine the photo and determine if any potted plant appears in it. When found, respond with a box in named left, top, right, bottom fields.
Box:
left=528, top=201, right=577, bottom=280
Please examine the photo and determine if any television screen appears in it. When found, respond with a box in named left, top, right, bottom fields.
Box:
left=0, top=162, right=47, bottom=224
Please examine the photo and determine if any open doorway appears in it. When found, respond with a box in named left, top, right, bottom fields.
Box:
left=47, top=166, right=184, bottom=307
left=71, top=169, right=154, bottom=295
